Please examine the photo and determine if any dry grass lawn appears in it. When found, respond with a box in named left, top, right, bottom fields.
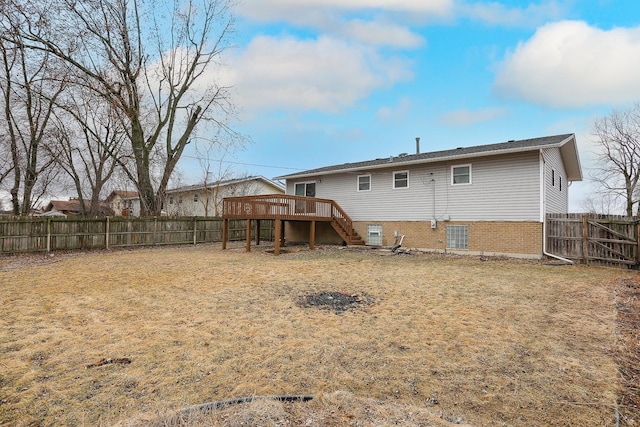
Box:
left=0, top=244, right=635, bottom=426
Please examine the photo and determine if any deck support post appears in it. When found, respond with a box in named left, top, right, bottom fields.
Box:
left=255, top=220, right=261, bottom=246
left=309, top=220, right=315, bottom=250
left=222, top=218, right=228, bottom=250
left=274, top=218, right=281, bottom=255
left=246, top=219, right=252, bottom=252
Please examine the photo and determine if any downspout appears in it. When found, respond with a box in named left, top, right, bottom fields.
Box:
left=540, top=150, right=574, bottom=264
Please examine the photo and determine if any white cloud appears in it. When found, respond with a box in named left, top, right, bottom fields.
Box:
left=376, top=97, right=412, bottom=121
left=436, top=107, right=506, bottom=126
left=459, top=0, right=566, bottom=27
left=236, top=0, right=453, bottom=21
left=494, top=21, right=640, bottom=108
left=222, top=35, right=413, bottom=113
left=338, top=19, right=425, bottom=48
left=235, top=0, right=444, bottom=48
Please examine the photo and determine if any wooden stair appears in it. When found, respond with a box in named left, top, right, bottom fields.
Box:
left=329, top=205, right=365, bottom=246
left=330, top=220, right=365, bottom=245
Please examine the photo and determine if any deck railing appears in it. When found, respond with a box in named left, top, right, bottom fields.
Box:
left=222, top=194, right=361, bottom=245
left=222, top=194, right=337, bottom=221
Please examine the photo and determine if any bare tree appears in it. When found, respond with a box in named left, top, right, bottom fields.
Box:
left=193, top=137, right=236, bottom=217
left=0, top=29, right=66, bottom=215
left=590, top=103, right=640, bottom=217
left=581, top=192, right=620, bottom=215
left=0, top=132, right=14, bottom=190
left=52, top=87, right=130, bottom=215
left=3, top=0, right=239, bottom=216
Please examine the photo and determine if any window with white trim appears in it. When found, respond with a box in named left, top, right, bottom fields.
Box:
left=393, top=171, right=409, bottom=189
left=446, top=225, right=468, bottom=249
left=193, top=193, right=199, bottom=203
left=169, top=197, right=174, bottom=205
left=358, top=175, right=371, bottom=192
left=451, top=164, right=471, bottom=185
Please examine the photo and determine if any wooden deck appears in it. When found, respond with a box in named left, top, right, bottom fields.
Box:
left=221, top=194, right=364, bottom=254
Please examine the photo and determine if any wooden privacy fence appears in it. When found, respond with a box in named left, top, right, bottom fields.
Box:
left=0, top=217, right=275, bottom=254
left=546, top=213, right=640, bottom=268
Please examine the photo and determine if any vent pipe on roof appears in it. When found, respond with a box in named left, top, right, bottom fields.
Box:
left=416, top=137, right=420, bottom=154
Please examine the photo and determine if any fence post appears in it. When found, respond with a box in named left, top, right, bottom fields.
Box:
left=222, top=218, right=228, bottom=250
left=245, top=219, right=252, bottom=252
left=193, top=217, right=197, bottom=245
left=47, top=218, right=51, bottom=253
left=105, top=217, right=110, bottom=250
left=582, top=215, right=588, bottom=265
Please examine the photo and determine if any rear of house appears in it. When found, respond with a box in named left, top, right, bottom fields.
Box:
left=276, top=134, right=582, bottom=258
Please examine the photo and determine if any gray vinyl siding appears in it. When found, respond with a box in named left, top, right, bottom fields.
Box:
left=543, top=147, right=568, bottom=213
left=286, top=151, right=542, bottom=222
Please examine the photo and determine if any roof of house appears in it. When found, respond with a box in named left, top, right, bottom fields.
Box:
left=105, top=190, right=139, bottom=201
left=275, top=133, right=582, bottom=181
left=44, top=199, right=113, bottom=216
left=164, top=176, right=285, bottom=194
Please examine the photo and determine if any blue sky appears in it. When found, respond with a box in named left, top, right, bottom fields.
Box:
left=178, top=0, right=640, bottom=212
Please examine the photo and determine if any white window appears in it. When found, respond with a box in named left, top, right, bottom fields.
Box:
left=451, top=165, right=471, bottom=185
left=393, top=171, right=409, bottom=189
left=447, top=225, right=468, bottom=249
left=294, top=182, right=316, bottom=197
left=367, top=224, right=383, bottom=246
left=358, top=175, right=371, bottom=192
left=178, top=196, right=183, bottom=204
left=169, top=197, right=174, bottom=205
left=193, top=193, right=199, bottom=203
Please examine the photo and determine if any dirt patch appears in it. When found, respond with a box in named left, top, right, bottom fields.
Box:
left=299, top=291, right=374, bottom=314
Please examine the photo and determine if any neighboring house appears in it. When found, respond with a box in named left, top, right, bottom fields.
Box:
left=42, top=199, right=114, bottom=216
left=126, top=176, right=285, bottom=217
left=105, top=190, right=139, bottom=216
left=275, top=134, right=582, bottom=259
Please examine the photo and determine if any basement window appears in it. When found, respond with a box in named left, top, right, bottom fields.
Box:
left=358, top=175, right=371, bottom=192
left=446, top=225, right=468, bottom=249
left=367, top=224, right=383, bottom=246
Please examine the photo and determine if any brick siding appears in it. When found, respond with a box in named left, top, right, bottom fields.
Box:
left=353, top=220, right=543, bottom=258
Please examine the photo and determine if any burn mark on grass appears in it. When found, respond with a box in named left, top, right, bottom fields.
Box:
left=299, top=291, right=374, bottom=314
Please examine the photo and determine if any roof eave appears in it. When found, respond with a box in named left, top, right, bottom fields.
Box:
left=557, top=135, right=583, bottom=181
